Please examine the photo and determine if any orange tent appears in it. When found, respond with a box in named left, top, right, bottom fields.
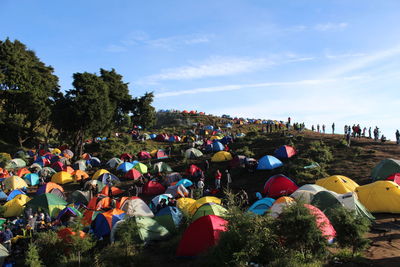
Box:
left=17, top=168, right=30, bottom=177
left=100, top=185, right=124, bottom=196
left=63, top=166, right=75, bottom=174
left=87, top=196, right=111, bottom=211
left=73, top=170, right=89, bottom=181
left=57, top=228, right=86, bottom=243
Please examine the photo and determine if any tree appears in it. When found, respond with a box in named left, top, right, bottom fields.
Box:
left=53, top=72, right=113, bottom=156
left=0, top=38, right=60, bottom=147
left=131, top=92, right=156, bottom=129
left=25, top=243, right=43, bottom=267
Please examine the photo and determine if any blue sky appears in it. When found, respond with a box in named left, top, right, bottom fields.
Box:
left=1, top=0, right=400, bottom=139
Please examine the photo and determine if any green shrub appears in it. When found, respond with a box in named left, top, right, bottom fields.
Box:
left=304, top=141, right=333, bottom=163
left=25, top=243, right=43, bottom=267
left=329, top=207, right=371, bottom=256
left=34, top=231, right=64, bottom=266
left=235, top=146, right=255, bottom=158
left=0, top=153, right=11, bottom=168
left=336, top=139, right=348, bottom=148
left=273, top=203, right=328, bottom=261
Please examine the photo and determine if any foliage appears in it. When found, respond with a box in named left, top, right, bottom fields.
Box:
left=303, top=141, right=333, bottom=164
left=34, top=230, right=64, bottom=266
left=329, top=207, right=371, bottom=256
left=131, top=92, right=156, bottom=130
left=0, top=38, right=60, bottom=147
left=25, top=243, right=43, bottom=267
left=235, top=146, right=255, bottom=158
left=0, top=152, right=11, bottom=168
left=113, top=218, right=143, bottom=257
left=336, top=138, right=348, bottom=148
left=273, top=203, right=328, bottom=261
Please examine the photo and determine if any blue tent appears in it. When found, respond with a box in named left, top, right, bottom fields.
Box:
left=220, top=136, right=233, bottom=145
left=168, top=136, right=176, bottom=142
left=225, top=123, right=232, bottom=128
left=117, top=162, right=134, bottom=173
left=24, top=173, right=40, bottom=186
left=150, top=134, right=157, bottom=139
left=176, top=179, right=193, bottom=188
left=257, top=155, right=283, bottom=170
left=0, top=190, right=8, bottom=201
left=155, top=206, right=183, bottom=232
left=93, top=209, right=126, bottom=238
left=205, top=125, right=214, bottom=131
left=206, top=141, right=224, bottom=152
left=89, top=157, right=101, bottom=167
left=98, top=173, right=120, bottom=185
left=248, top=198, right=275, bottom=215
left=7, top=189, right=26, bottom=201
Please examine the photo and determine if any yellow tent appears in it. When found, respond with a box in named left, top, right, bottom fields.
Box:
left=211, top=151, right=233, bottom=162
left=356, top=181, right=400, bottom=213
left=51, top=171, right=74, bottom=184
left=176, top=197, right=196, bottom=216
left=4, top=176, right=28, bottom=192
left=189, top=196, right=222, bottom=215
left=92, top=169, right=109, bottom=180
left=51, top=148, right=61, bottom=155
left=210, top=136, right=222, bottom=141
left=3, top=194, right=30, bottom=217
left=316, top=175, right=359, bottom=194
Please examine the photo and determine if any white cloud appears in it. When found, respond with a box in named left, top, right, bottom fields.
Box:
left=315, top=22, right=348, bottom=31
left=155, top=77, right=361, bottom=98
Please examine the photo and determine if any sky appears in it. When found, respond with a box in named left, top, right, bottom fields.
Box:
left=1, top=0, right=400, bottom=139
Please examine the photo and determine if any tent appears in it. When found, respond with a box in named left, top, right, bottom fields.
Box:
left=51, top=171, right=74, bottom=184
left=0, top=244, right=9, bottom=266
left=117, top=162, right=134, bottom=173
left=106, top=158, right=123, bottom=169
left=26, top=193, right=67, bottom=217
left=186, top=165, right=203, bottom=178
left=92, top=169, right=110, bottom=180
left=16, top=168, right=30, bottom=177
left=73, top=160, right=87, bottom=171
left=176, top=215, right=227, bottom=257
left=137, top=151, right=151, bottom=160
left=304, top=204, right=336, bottom=243
left=151, top=149, right=168, bottom=159
left=125, top=168, right=142, bottom=180
left=248, top=197, right=275, bottom=215
left=100, top=185, right=124, bottom=196
left=371, top=158, right=400, bottom=180
left=262, top=174, right=298, bottom=198
left=143, top=181, right=165, bottom=195
left=6, top=189, right=26, bottom=201
left=92, top=208, right=126, bottom=238
left=206, top=141, right=224, bottom=152
left=192, top=203, right=227, bottom=221
left=119, top=197, right=154, bottom=217
left=84, top=180, right=105, bottom=192
left=51, top=161, right=64, bottom=172
left=189, top=196, right=222, bottom=215
left=3, top=194, right=30, bottom=217
left=56, top=207, right=82, bottom=223
left=72, top=170, right=89, bottom=181
left=149, top=194, right=173, bottom=212
left=257, top=155, right=283, bottom=170
left=296, top=184, right=327, bottom=194
left=24, top=173, right=39, bottom=186
left=220, top=136, right=233, bottom=145
left=155, top=206, right=183, bottom=233
left=176, top=179, right=193, bottom=188
left=5, top=158, right=26, bottom=169
left=355, top=181, right=400, bottom=213
left=62, top=149, right=74, bottom=159
left=89, top=157, right=101, bottom=167
left=70, top=190, right=91, bottom=205
left=120, top=153, right=132, bottom=161
left=87, top=196, right=111, bottom=211
left=4, top=176, right=28, bottom=192
left=0, top=190, right=7, bottom=201
left=274, top=145, right=297, bottom=159
left=97, top=173, right=120, bottom=185
left=165, top=184, right=189, bottom=198
left=39, top=167, right=56, bottom=179
left=290, top=190, right=317, bottom=204
left=153, top=162, right=173, bottom=173
left=211, top=151, right=233, bottom=162
left=316, top=175, right=359, bottom=194
left=134, top=163, right=148, bottom=174
left=166, top=172, right=182, bottom=185
left=177, top=198, right=196, bottom=216
left=270, top=196, right=296, bottom=218
left=37, top=182, right=65, bottom=199
left=57, top=228, right=86, bottom=243
left=184, top=148, right=203, bottom=159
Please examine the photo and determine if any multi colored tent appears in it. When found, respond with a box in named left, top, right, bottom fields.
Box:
left=211, top=151, right=233, bottom=162
left=155, top=206, right=183, bottom=232
left=153, top=162, right=173, bottom=173
left=37, top=182, right=65, bottom=199
left=274, top=145, right=297, bottom=159
left=72, top=170, right=89, bottom=181
left=92, top=169, right=110, bottom=180
left=192, top=203, right=227, bottom=221
left=106, top=158, right=123, bottom=169
left=3, top=194, right=30, bottom=217
left=248, top=197, right=275, bottom=215
left=356, top=181, right=400, bottom=213
left=24, top=173, right=39, bottom=186
left=93, top=209, right=126, bottom=238
left=25, top=193, right=67, bottom=217
left=316, top=175, right=359, bottom=194
left=371, top=158, right=400, bottom=180
left=117, top=162, right=134, bottom=173
left=206, top=141, right=224, bottom=152
left=87, top=196, right=111, bottom=211
left=6, top=189, right=26, bottom=201
left=4, top=176, right=28, bottom=192
left=165, top=184, right=189, bottom=198
left=257, top=155, right=283, bottom=170
left=262, top=174, right=298, bottom=198
left=189, top=196, right=222, bottom=215
left=149, top=194, right=173, bottom=212
left=176, top=215, right=228, bottom=257
left=151, top=149, right=168, bottom=159
left=51, top=171, right=74, bottom=184
left=56, top=207, right=82, bottom=223
left=16, top=168, right=30, bottom=177
left=270, top=196, right=296, bottom=218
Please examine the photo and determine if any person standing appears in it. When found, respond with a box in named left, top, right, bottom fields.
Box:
left=332, top=123, right=335, bottom=134
left=369, top=127, right=372, bottom=139
left=322, top=124, right=326, bottom=134
left=346, top=131, right=351, bottom=147
left=396, top=130, right=400, bottom=145
left=317, top=124, right=320, bottom=133
left=225, top=169, right=232, bottom=189
left=197, top=178, right=205, bottom=196
left=215, top=169, right=222, bottom=189
left=2, top=227, right=13, bottom=252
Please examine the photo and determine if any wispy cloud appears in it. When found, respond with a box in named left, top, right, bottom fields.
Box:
left=107, top=31, right=212, bottom=52
left=325, top=52, right=365, bottom=59
left=315, top=22, right=348, bottom=31
left=155, top=77, right=361, bottom=98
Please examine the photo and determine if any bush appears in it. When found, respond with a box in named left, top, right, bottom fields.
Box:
left=0, top=152, right=11, bottom=168
left=273, top=203, right=328, bottom=261
left=25, top=243, right=43, bottom=267
left=329, top=207, right=371, bottom=256
left=235, top=146, right=255, bottom=158
left=33, top=231, right=64, bottom=266
left=336, top=139, right=348, bottom=148
left=304, top=141, right=333, bottom=164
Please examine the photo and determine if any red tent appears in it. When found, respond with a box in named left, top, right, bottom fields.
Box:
left=262, top=174, right=298, bottom=198
left=120, top=153, right=132, bottom=161
left=57, top=228, right=86, bottom=243
left=176, top=215, right=227, bottom=257
left=51, top=161, right=64, bottom=172
left=125, top=168, right=142, bottom=180
left=274, top=145, right=297, bottom=159
left=304, top=204, right=336, bottom=242
left=137, top=151, right=151, bottom=160
left=186, top=164, right=203, bottom=177
left=386, top=173, right=400, bottom=185
left=153, top=150, right=168, bottom=159
left=155, top=134, right=169, bottom=142
left=143, top=181, right=165, bottom=195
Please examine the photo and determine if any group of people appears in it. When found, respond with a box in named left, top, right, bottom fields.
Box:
left=310, top=123, right=336, bottom=134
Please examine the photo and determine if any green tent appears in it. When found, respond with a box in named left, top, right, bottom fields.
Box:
left=5, top=158, right=26, bottom=170
left=135, top=216, right=170, bottom=243
left=39, top=167, right=57, bottom=178
left=371, top=158, right=400, bottom=180
left=192, top=203, right=227, bottom=221
left=134, top=163, right=148, bottom=174
left=154, top=206, right=182, bottom=233
left=153, top=162, right=173, bottom=173
left=0, top=244, right=9, bottom=266
left=26, top=193, right=67, bottom=217
left=0, top=219, right=6, bottom=231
